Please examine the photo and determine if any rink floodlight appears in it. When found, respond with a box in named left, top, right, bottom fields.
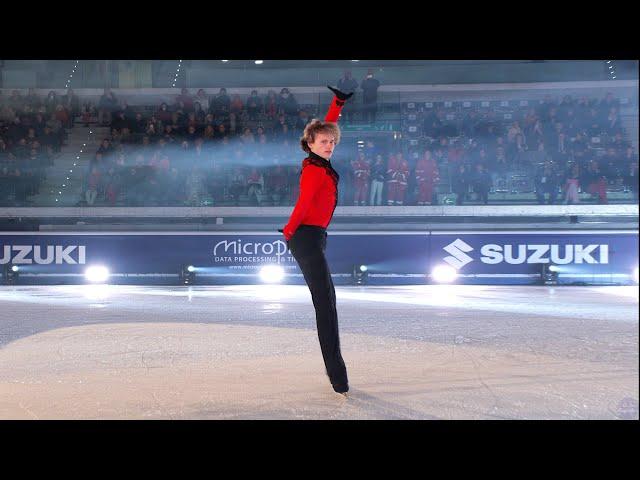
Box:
left=260, top=265, right=284, bottom=283
left=352, top=264, right=369, bottom=285
left=11, top=265, right=19, bottom=272
left=180, top=264, right=196, bottom=285
left=541, top=263, right=559, bottom=286
left=4, top=264, right=20, bottom=285
left=431, top=265, right=458, bottom=284
left=85, top=265, right=110, bottom=283
left=633, top=266, right=639, bottom=284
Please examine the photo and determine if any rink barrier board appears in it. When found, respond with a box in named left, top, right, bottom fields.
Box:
left=1, top=230, right=638, bottom=286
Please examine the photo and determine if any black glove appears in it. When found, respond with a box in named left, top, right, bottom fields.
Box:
left=277, top=229, right=290, bottom=249
left=327, top=85, right=353, bottom=102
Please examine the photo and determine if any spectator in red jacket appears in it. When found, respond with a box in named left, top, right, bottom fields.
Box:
left=415, top=150, right=439, bottom=205
left=352, top=151, right=371, bottom=205
left=386, top=152, right=409, bottom=205
left=230, top=94, right=244, bottom=116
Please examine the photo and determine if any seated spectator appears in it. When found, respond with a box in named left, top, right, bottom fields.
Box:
left=111, top=110, right=129, bottom=133
left=608, top=132, right=630, bottom=153
left=215, top=123, right=229, bottom=142
left=156, top=103, right=172, bottom=124
left=97, top=138, right=114, bottom=160
left=184, top=125, right=198, bottom=144
left=585, top=108, right=602, bottom=137
left=240, top=127, right=254, bottom=144
left=162, top=125, right=176, bottom=144
left=203, top=124, right=215, bottom=142
left=145, top=122, right=159, bottom=139
left=256, top=126, right=267, bottom=144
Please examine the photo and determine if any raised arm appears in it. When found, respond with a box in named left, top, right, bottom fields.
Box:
left=324, top=85, right=353, bottom=123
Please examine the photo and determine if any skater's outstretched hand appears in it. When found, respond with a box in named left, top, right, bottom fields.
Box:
left=327, top=85, right=353, bottom=102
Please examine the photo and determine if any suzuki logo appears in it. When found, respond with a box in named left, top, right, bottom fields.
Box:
left=443, top=239, right=474, bottom=269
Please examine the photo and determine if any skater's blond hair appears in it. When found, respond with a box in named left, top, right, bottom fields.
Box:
left=300, top=119, right=341, bottom=154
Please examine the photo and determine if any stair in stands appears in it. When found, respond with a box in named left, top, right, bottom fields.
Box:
left=29, top=125, right=111, bottom=207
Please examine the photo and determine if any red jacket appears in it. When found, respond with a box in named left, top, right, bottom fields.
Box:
left=282, top=94, right=346, bottom=241
left=415, top=157, right=439, bottom=184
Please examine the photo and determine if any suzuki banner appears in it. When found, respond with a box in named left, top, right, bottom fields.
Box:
left=429, top=230, right=639, bottom=285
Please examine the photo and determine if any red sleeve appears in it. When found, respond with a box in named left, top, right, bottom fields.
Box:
left=283, top=165, right=325, bottom=240
left=324, top=96, right=345, bottom=123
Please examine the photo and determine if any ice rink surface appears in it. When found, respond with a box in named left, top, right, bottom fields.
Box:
left=0, top=284, right=637, bottom=420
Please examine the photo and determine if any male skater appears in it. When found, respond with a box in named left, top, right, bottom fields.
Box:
left=279, top=85, right=352, bottom=396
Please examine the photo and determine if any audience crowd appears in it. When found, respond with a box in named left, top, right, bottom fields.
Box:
left=1, top=84, right=637, bottom=207
left=0, top=88, right=75, bottom=204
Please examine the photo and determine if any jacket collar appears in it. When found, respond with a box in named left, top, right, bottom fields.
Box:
left=308, top=150, right=330, bottom=165
left=303, top=150, right=340, bottom=185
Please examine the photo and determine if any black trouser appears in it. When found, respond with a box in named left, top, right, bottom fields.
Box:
left=288, top=224, right=349, bottom=392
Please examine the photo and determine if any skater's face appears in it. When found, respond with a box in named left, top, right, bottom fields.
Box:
left=308, top=132, right=336, bottom=159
